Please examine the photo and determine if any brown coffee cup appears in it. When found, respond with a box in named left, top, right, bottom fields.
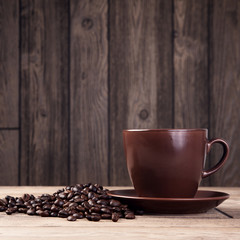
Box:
left=123, top=129, right=229, bottom=198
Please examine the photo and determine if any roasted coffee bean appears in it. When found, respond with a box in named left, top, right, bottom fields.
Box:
left=101, top=213, right=111, bottom=219
left=81, top=187, right=89, bottom=195
left=9, top=198, right=16, bottom=206
left=76, top=205, right=85, bottom=212
left=51, top=205, right=60, bottom=212
left=80, top=194, right=88, bottom=201
left=82, top=201, right=91, bottom=210
left=125, top=212, right=135, bottom=219
left=36, top=210, right=43, bottom=215
left=0, top=183, right=140, bottom=222
left=74, top=197, right=84, bottom=204
left=97, top=199, right=108, bottom=206
left=40, top=210, right=49, bottom=217
left=111, top=212, right=119, bottom=222
left=87, top=192, right=95, bottom=199
left=36, top=206, right=42, bottom=211
left=6, top=208, right=15, bottom=215
left=85, top=214, right=92, bottom=221
left=72, top=185, right=81, bottom=192
left=43, top=204, right=51, bottom=211
left=18, top=208, right=28, bottom=213
left=73, top=212, right=84, bottom=219
left=50, top=212, right=58, bottom=217
left=89, top=184, right=97, bottom=193
left=40, top=194, right=51, bottom=201
left=0, top=206, right=7, bottom=212
left=112, top=207, right=121, bottom=212
left=67, top=192, right=74, bottom=200
left=0, top=198, right=7, bottom=206
left=58, top=192, right=67, bottom=199
left=69, top=202, right=78, bottom=208
left=89, top=206, right=101, bottom=213
left=27, top=208, right=36, bottom=215
left=99, top=194, right=109, bottom=199
left=92, top=196, right=99, bottom=202
left=67, top=215, right=77, bottom=221
left=54, top=199, right=64, bottom=207
left=110, top=199, right=121, bottom=207
left=88, top=199, right=96, bottom=207
left=91, top=214, right=101, bottom=221
left=58, top=210, right=69, bottom=218
left=101, top=207, right=111, bottom=214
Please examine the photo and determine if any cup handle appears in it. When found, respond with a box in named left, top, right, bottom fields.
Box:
left=202, top=138, right=229, bottom=178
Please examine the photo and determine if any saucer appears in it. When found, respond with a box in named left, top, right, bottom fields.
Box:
left=107, top=189, right=229, bottom=214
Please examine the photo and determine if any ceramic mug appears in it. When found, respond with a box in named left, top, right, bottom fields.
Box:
left=123, top=129, right=229, bottom=198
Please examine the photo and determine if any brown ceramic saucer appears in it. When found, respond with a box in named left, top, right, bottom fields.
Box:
left=108, top=189, right=229, bottom=214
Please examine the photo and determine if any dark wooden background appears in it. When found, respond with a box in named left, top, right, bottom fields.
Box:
left=0, top=0, right=239, bottom=186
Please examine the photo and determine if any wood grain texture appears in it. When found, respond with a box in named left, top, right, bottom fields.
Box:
left=0, top=131, right=18, bottom=185
left=209, top=0, right=240, bottom=186
left=0, top=0, right=19, bottom=128
left=0, top=187, right=239, bottom=240
left=70, top=0, right=108, bottom=185
left=20, top=0, right=69, bottom=185
left=174, top=0, right=208, bottom=128
left=110, top=0, right=173, bottom=185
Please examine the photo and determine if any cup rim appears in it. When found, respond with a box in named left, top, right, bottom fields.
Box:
left=123, top=128, right=208, bottom=132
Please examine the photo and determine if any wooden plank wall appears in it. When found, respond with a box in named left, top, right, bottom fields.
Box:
left=0, top=0, right=239, bottom=186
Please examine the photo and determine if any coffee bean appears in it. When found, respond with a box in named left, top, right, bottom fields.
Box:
left=67, top=192, right=74, bottom=200
left=125, top=212, right=135, bottom=219
left=74, top=206, right=83, bottom=213
left=40, top=194, right=51, bottom=201
left=0, top=206, right=7, bottom=212
left=73, top=212, right=84, bottom=219
left=40, top=210, right=49, bottom=217
left=101, top=213, right=111, bottom=219
left=89, top=184, right=97, bottom=193
left=97, top=199, right=108, bottom=206
left=51, top=205, right=60, bottom=212
left=50, top=212, right=58, bottom=217
left=111, top=212, right=119, bottom=222
left=88, top=199, right=96, bottom=207
left=82, top=187, right=90, bottom=196
left=89, top=206, right=101, bottom=213
left=27, top=208, right=36, bottom=215
left=74, top=197, right=84, bottom=204
left=112, top=207, right=121, bottom=212
left=58, top=192, right=67, bottom=199
left=0, top=183, right=141, bottom=222
left=22, top=194, right=30, bottom=202
left=43, top=204, right=51, bottom=211
left=91, top=214, right=101, bottom=221
left=67, top=215, right=77, bottom=221
left=36, top=206, right=42, bottom=211
left=69, top=202, right=78, bottom=208
left=54, top=199, right=64, bottom=207
left=101, top=207, right=111, bottom=214
left=18, top=208, right=28, bottom=213
left=6, top=208, right=15, bottom=215
left=58, top=209, right=69, bottom=218
left=86, top=214, right=92, bottom=221
left=88, top=192, right=95, bottom=199
left=82, top=201, right=91, bottom=210
left=0, top=198, right=7, bottom=206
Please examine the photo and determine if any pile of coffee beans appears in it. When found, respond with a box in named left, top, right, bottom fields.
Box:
left=0, top=183, right=140, bottom=222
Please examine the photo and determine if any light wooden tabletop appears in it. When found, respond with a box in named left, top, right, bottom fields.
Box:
left=0, top=186, right=239, bottom=240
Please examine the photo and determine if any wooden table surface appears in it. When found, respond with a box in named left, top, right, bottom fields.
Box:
left=0, top=186, right=239, bottom=239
